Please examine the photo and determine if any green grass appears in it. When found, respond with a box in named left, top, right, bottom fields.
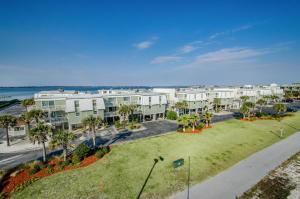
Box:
left=11, top=112, right=300, bottom=199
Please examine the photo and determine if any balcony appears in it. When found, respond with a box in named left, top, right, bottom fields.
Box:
left=47, top=117, right=68, bottom=124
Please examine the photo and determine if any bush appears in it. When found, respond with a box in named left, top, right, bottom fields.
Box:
left=196, top=123, right=205, bottom=130
left=255, top=112, right=263, bottom=118
left=28, top=164, right=41, bottom=175
left=95, top=150, right=105, bottom=158
left=166, top=111, right=177, bottom=120
left=95, top=146, right=110, bottom=159
left=73, top=144, right=91, bottom=160
left=72, top=154, right=81, bottom=165
left=47, top=164, right=54, bottom=174
left=127, top=121, right=141, bottom=130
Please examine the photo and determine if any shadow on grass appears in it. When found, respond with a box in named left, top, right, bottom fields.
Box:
left=269, top=130, right=282, bottom=139
left=137, top=156, right=164, bottom=199
left=282, top=122, right=300, bottom=131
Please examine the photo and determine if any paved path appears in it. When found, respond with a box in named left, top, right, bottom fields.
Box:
left=172, top=131, right=300, bottom=199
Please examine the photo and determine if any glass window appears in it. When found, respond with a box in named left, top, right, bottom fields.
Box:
left=42, top=101, right=49, bottom=107
left=49, top=101, right=54, bottom=106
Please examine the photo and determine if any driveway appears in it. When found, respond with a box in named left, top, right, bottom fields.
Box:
left=172, top=131, right=300, bottom=199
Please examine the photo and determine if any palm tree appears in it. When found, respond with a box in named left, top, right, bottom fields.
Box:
left=177, top=115, right=190, bottom=132
left=273, top=103, right=286, bottom=116
left=203, top=111, right=213, bottom=127
left=19, top=112, right=33, bottom=135
left=128, top=104, right=138, bottom=121
left=82, top=115, right=102, bottom=148
left=0, top=115, right=17, bottom=146
left=240, top=104, right=250, bottom=119
left=29, top=109, right=44, bottom=123
left=189, top=114, right=200, bottom=132
left=244, top=101, right=255, bottom=118
left=29, top=122, right=51, bottom=162
left=118, top=104, right=130, bottom=122
left=49, top=130, right=75, bottom=161
left=21, top=98, right=35, bottom=112
left=213, top=98, right=221, bottom=113
left=271, top=95, right=279, bottom=103
left=175, top=101, right=188, bottom=115
left=240, top=96, right=250, bottom=103
left=256, top=99, right=266, bottom=113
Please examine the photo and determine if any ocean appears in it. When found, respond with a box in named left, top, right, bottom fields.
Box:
left=0, top=86, right=151, bottom=101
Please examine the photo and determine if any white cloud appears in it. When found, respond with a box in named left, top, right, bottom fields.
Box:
left=134, top=37, right=158, bottom=50
left=209, top=24, right=253, bottom=39
left=178, top=41, right=204, bottom=54
left=182, top=47, right=273, bottom=68
left=151, top=56, right=182, bottom=64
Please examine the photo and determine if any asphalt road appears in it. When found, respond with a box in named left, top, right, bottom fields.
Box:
left=172, top=131, right=300, bottom=199
left=0, top=120, right=178, bottom=170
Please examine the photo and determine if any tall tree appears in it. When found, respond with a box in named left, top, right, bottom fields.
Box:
left=244, top=101, right=255, bottom=117
left=82, top=115, right=102, bottom=148
left=128, top=104, right=138, bottom=121
left=273, top=103, right=286, bottom=116
left=19, top=112, right=33, bottom=135
left=175, top=101, right=188, bottom=115
left=189, top=114, right=200, bottom=132
left=203, top=111, right=213, bottom=127
left=118, top=104, right=130, bottom=122
left=29, top=122, right=51, bottom=162
left=29, top=109, right=44, bottom=123
left=256, top=99, right=266, bottom=113
left=49, top=130, right=75, bottom=161
left=177, top=115, right=190, bottom=132
left=240, top=105, right=250, bottom=119
left=213, top=98, right=221, bottom=113
left=240, top=96, right=250, bottom=103
left=0, top=115, right=17, bottom=146
left=21, top=98, right=35, bottom=112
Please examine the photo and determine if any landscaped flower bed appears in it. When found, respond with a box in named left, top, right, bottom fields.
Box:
left=0, top=145, right=110, bottom=197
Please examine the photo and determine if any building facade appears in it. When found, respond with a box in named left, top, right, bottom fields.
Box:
left=33, top=83, right=284, bottom=130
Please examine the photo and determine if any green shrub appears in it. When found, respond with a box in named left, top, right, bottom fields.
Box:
left=73, top=144, right=91, bottom=160
left=47, top=164, right=54, bottom=174
left=95, top=150, right=105, bottom=158
left=95, top=146, right=110, bottom=159
left=28, top=164, right=41, bottom=175
left=255, top=112, right=263, bottom=118
left=72, top=154, right=81, bottom=165
left=0, top=192, right=8, bottom=199
left=196, top=123, right=205, bottom=130
left=166, top=111, right=177, bottom=120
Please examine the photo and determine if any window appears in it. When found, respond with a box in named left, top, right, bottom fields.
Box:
left=159, top=96, right=162, bottom=104
left=49, top=101, right=54, bottom=107
left=42, top=101, right=48, bottom=107
left=92, top=100, right=97, bottom=114
left=124, top=97, right=130, bottom=101
left=74, top=101, right=80, bottom=116
left=149, top=97, right=151, bottom=105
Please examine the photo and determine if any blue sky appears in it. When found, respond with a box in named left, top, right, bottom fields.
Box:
left=0, top=0, right=299, bottom=86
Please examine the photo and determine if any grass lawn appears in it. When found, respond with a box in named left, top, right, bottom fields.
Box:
left=12, top=112, right=300, bottom=199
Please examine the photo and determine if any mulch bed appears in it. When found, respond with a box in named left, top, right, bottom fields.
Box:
left=1, top=155, right=100, bottom=195
left=179, top=126, right=213, bottom=134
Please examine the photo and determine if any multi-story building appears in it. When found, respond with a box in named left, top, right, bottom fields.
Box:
left=100, top=90, right=167, bottom=122
left=34, top=90, right=168, bottom=130
left=281, top=83, right=300, bottom=98
left=33, top=83, right=285, bottom=129
left=34, top=91, right=105, bottom=130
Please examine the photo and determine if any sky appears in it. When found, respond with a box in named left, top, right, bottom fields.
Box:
left=0, top=0, right=299, bottom=86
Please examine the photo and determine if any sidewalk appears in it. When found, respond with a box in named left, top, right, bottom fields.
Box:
left=0, top=139, right=45, bottom=153
left=172, top=131, right=300, bottom=199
